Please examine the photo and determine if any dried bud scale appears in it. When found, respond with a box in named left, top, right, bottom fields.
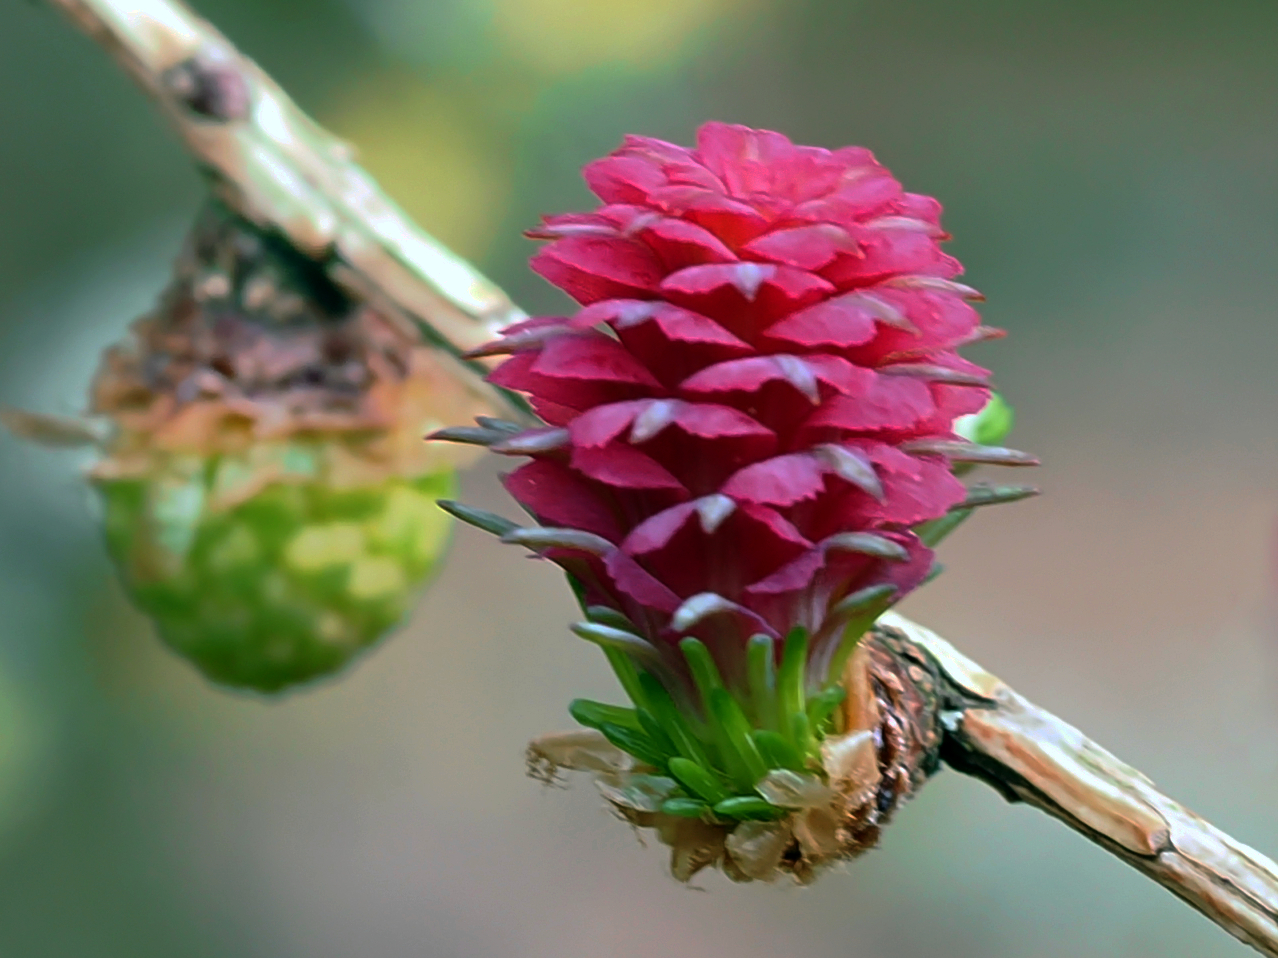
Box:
left=436, top=122, right=1037, bottom=878
left=85, top=202, right=491, bottom=692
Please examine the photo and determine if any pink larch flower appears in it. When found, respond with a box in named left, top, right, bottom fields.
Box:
left=435, top=122, right=1034, bottom=825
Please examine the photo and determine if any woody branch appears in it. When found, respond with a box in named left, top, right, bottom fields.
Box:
left=36, top=0, right=1278, bottom=954
left=43, top=0, right=524, bottom=415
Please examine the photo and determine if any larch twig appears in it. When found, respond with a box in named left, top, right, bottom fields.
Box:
left=43, top=0, right=525, bottom=413
left=882, top=612, right=1278, bottom=957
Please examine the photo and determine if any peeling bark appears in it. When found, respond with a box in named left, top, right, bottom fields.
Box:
left=881, top=613, right=1278, bottom=957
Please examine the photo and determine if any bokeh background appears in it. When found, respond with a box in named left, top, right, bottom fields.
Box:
left=2, top=0, right=1277, bottom=955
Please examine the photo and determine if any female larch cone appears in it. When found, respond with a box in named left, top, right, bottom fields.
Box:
left=87, top=201, right=492, bottom=692
left=435, top=122, right=1036, bottom=875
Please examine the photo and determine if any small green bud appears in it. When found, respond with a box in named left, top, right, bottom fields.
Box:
left=953, top=392, right=1015, bottom=447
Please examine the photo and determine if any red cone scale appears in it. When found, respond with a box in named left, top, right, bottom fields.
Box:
left=438, top=122, right=1034, bottom=736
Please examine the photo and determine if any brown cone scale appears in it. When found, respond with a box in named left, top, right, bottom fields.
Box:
left=90, top=201, right=487, bottom=493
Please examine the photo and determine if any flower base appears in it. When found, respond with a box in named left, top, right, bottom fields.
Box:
left=528, top=623, right=946, bottom=883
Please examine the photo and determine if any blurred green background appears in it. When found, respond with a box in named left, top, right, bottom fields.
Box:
left=2, top=0, right=1277, bottom=955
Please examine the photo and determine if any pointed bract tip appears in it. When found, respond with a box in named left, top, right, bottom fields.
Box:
left=475, top=416, right=524, bottom=434
left=586, top=605, right=640, bottom=631
left=829, top=582, right=897, bottom=621
left=773, top=355, right=821, bottom=404
left=437, top=500, right=521, bottom=537
left=884, top=275, right=984, bottom=300
left=902, top=439, right=1039, bottom=467
left=463, top=323, right=573, bottom=359
left=823, top=532, right=910, bottom=562
left=570, top=621, right=661, bottom=661
left=694, top=494, right=736, bottom=534
left=958, top=484, right=1040, bottom=509
left=629, top=399, right=681, bottom=444
left=490, top=427, right=571, bottom=455
left=672, top=592, right=746, bottom=632
left=879, top=363, right=991, bottom=388
left=501, top=526, right=615, bottom=555
left=814, top=444, right=884, bottom=500
left=427, top=425, right=508, bottom=446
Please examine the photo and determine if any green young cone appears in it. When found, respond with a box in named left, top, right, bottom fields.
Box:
left=954, top=392, right=1015, bottom=447
left=82, top=201, right=495, bottom=692
left=98, top=463, right=454, bottom=692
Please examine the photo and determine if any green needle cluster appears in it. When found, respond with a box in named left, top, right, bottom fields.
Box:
left=570, top=627, right=847, bottom=823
